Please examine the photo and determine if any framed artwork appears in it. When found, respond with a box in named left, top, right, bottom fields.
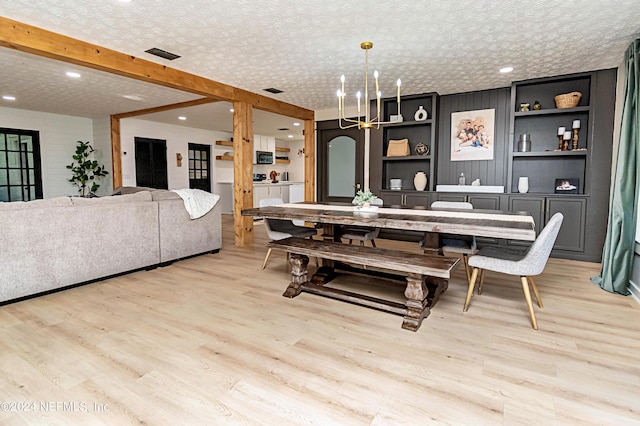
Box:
left=451, top=108, right=495, bottom=161
left=555, top=178, right=579, bottom=194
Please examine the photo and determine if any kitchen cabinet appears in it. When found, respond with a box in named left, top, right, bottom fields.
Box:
left=253, top=183, right=289, bottom=207
left=253, top=134, right=276, bottom=164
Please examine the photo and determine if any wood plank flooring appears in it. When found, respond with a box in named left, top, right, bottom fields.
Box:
left=0, top=215, right=639, bottom=425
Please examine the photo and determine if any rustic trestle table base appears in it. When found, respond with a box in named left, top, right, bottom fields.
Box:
left=243, top=203, right=536, bottom=332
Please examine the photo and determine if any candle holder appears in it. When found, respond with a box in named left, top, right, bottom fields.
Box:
left=557, top=126, right=566, bottom=150
left=572, top=128, right=579, bottom=150
left=562, top=131, right=572, bottom=151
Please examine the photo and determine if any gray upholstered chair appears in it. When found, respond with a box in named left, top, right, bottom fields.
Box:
left=341, top=197, right=384, bottom=247
left=428, top=201, right=479, bottom=283
left=259, top=198, right=317, bottom=269
left=463, top=212, right=563, bottom=330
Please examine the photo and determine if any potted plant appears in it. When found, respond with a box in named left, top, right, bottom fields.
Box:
left=67, top=140, right=109, bottom=197
left=352, top=189, right=379, bottom=211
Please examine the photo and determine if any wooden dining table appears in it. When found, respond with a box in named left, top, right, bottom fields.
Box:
left=242, top=202, right=536, bottom=330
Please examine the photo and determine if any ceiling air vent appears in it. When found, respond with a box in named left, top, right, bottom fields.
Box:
left=264, top=88, right=284, bottom=94
left=278, top=128, right=290, bottom=131
left=144, top=48, right=181, bottom=60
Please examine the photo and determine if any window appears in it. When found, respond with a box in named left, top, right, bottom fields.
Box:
left=0, top=128, right=43, bottom=202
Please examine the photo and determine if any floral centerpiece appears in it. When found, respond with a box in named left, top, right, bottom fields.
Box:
left=352, top=189, right=380, bottom=212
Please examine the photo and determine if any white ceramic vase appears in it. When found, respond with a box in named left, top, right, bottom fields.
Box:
left=518, top=176, right=529, bottom=193
left=414, top=172, right=427, bottom=191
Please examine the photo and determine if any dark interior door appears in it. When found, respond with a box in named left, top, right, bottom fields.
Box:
left=317, top=120, right=364, bottom=203
left=188, top=143, right=211, bottom=192
left=135, top=137, right=168, bottom=189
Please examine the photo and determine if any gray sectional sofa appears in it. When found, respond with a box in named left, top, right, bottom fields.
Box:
left=0, top=189, right=221, bottom=303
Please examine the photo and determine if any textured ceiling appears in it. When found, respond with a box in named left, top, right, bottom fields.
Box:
left=1, top=0, right=639, bottom=135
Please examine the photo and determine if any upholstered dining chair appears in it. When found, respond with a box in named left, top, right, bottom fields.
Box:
left=463, top=212, right=563, bottom=330
left=340, top=197, right=384, bottom=247
left=259, top=198, right=317, bottom=269
left=428, top=201, right=479, bottom=284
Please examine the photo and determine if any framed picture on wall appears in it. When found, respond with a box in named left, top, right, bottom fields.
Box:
left=450, top=108, right=495, bottom=161
left=554, top=178, right=579, bottom=194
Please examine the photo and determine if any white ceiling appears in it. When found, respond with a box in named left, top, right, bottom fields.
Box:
left=1, top=0, right=639, bottom=139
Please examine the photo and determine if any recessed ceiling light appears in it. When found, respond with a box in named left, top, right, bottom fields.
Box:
left=2, top=95, right=16, bottom=101
left=123, top=94, right=144, bottom=101
left=293, top=122, right=300, bottom=126
left=229, top=108, right=234, bottom=113
left=66, top=71, right=81, bottom=78
left=178, top=116, right=187, bottom=120
left=288, top=135, right=293, bottom=138
left=500, top=66, right=514, bottom=73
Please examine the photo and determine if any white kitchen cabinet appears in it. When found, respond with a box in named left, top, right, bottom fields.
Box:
left=253, top=134, right=276, bottom=164
left=253, top=183, right=289, bottom=207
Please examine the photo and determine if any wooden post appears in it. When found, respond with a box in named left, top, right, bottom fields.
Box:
left=233, top=101, right=254, bottom=247
left=110, top=116, right=122, bottom=190
left=304, top=118, right=315, bottom=202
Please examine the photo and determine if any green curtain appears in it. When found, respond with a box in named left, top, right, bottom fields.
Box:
left=592, top=40, right=640, bottom=295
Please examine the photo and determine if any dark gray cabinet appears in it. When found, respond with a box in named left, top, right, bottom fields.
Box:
left=508, top=195, right=586, bottom=253
left=380, top=190, right=431, bottom=208
left=367, top=69, right=615, bottom=262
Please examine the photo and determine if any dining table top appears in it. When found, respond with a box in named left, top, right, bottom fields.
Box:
left=241, top=202, right=536, bottom=241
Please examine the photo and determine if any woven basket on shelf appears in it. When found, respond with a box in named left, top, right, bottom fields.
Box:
left=554, top=91, right=582, bottom=108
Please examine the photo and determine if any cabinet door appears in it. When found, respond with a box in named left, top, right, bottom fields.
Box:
left=508, top=196, right=545, bottom=246
left=468, top=194, right=501, bottom=210
left=404, top=192, right=431, bottom=208
left=547, top=197, right=586, bottom=252
left=379, top=191, right=404, bottom=207
left=253, top=185, right=270, bottom=207
left=438, top=193, right=466, bottom=202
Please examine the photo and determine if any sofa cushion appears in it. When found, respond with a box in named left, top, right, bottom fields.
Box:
left=70, top=191, right=152, bottom=206
left=0, top=197, right=73, bottom=210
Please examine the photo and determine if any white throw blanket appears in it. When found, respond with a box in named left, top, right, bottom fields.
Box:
left=171, top=189, right=220, bottom=219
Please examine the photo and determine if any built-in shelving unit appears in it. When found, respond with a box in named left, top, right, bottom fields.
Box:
left=508, top=73, right=592, bottom=194
left=380, top=93, right=439, bottom=192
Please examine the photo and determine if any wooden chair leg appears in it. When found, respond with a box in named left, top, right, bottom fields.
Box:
left=528, top=276, right=543, bottom=308
left=463, top=268, right=480, bottom=312
left=462, top=254, right=471, bottom=284
left=520, top=276, right=538, bottom=330
left=477, top=269, right=486, bottom=295
left=261, top=248, right=272, bottom=270
left=371, top=239, right=377, bottom=248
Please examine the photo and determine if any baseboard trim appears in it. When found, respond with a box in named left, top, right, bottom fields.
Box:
left=629, top=279, right=640, bottom=305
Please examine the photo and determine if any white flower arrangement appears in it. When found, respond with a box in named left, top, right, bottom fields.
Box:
left=352, top=189, right=379, bottom=207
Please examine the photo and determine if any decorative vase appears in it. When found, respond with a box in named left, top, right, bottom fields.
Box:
left=518, top=176, right=529, bottom=193
left=414, top=171, right=427, bottom=191
left=414, top=106, right=428, bottom=121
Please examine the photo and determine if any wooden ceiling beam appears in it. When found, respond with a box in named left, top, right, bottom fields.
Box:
left=0, top=17, right=314, bottom=121
left=112, top=97, right=220, bottom=120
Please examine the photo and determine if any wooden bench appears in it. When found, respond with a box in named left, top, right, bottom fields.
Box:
left=267, top=237, right=460, bottom=331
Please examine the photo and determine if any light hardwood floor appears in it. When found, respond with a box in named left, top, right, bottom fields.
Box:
left=1, top=215, right=639, bottom=425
